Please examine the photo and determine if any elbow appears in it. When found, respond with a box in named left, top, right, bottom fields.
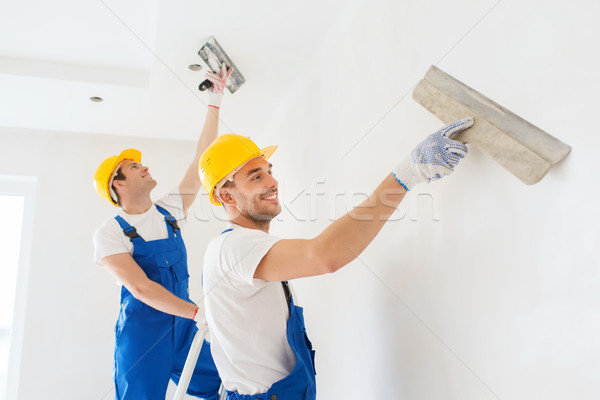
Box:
left=310, top=239, right=345, bottom=275
left=318, top=256, right=344, bottom=275
left=323, top=262, right=340, bottom=274
left=127, top=280, right=153, bottom=302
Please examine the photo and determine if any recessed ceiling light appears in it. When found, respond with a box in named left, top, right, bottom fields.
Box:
left=188, top=64, right=203, bottom=71
left=90, top=96, right=103, bottom=103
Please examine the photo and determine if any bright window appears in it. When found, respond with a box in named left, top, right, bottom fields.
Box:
left=0, top=195, right=24, bottom=399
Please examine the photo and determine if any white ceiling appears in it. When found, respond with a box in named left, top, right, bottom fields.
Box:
left=0, top=0, right=364, bottom=140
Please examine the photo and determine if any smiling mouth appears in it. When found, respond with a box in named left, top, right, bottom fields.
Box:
left=262, top=193, right=278, bottom=201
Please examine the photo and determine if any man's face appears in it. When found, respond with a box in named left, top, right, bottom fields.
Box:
left=117, top=159, right=157, bottom=195
left=223, top=157, right=281, bottom=221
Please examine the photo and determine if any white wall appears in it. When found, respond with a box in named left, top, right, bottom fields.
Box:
left=1, top=0, right=599, bottom=399
left=0, top=126, right=224, bottom=399
left=260, top=0, right=600, bottom=399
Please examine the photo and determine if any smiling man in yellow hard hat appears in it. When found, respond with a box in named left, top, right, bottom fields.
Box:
left=198, top=117, right=474, bottom=399
left=92, top=65, right=232, bottom=400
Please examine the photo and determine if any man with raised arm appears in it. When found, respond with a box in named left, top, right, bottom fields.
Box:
left=198, top=117, right=474, bottom=400
left=93, top=66, right=231, bottom=400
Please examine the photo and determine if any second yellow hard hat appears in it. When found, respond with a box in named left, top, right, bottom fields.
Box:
left=199, top=134, right=277, bottom=206
left=94, top=149, right=142, bottom=206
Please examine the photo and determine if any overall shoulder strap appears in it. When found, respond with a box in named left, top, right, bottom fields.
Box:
left=114, top=215, right=141, bottom=241
left=155, top=205, right=180, bottom=233
left=281, top=281, right=292, bottom=310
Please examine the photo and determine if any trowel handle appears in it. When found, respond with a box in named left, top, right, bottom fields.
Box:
left=198, top=79, right=213, bottom=91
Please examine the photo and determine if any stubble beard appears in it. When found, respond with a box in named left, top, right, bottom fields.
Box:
left=244, top=197, right=282, bottom=228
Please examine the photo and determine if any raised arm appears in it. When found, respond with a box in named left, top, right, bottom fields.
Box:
left=101, top=253, right=200, bottom=319
left=254, top=118, right=473, bottom=281
left=255, top=173, right=406, bottom=280
left=179, top=64, right=233, bottom=214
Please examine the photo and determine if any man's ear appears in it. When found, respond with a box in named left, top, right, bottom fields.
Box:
left=112, top=179, right=126, bottom=195
left=218, top=187, right=236, bottom=206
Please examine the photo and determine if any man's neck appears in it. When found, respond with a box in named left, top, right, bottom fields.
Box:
left=121, top=197, right=153, bottom=215
left=230, top=215, right=271, bottom=234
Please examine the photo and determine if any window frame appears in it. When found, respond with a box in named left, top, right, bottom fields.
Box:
left=0, top=176, right=36, bottom=400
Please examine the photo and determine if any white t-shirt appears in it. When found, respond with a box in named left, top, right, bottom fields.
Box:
left=203, top=224, right=297, bottom=395
left=93, top=190, right=211, bottom=325
left=93, top=189, right=186, bottom=266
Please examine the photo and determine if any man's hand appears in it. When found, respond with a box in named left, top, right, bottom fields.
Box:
left=206, top=63, right=233, bottom=108
left=392, top=118, right=473, bottom=190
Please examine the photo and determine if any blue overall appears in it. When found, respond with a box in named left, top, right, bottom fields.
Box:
left=221, top=230, right=317, bottom=400
left=113, top=205, right=221, bottom=400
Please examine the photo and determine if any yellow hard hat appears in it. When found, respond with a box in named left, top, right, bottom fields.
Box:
left=94, top=149, right=142, bottom=206
left=199, top=134, right=277, bottom=206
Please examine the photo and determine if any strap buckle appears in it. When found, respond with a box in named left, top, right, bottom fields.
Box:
left=122, top=226, right=140, bottom=240
left=165, top=216, right=180, bottom=233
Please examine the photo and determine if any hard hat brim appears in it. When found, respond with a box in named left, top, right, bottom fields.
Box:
left=260, top=145, right=278, bottom=162
left=116, top=149, right=142, bottom=166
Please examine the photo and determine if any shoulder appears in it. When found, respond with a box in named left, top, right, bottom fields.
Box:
left=93, top=216, right=132, bottom=250
left=223, top=226, right=279, bottom=249
left=93, top=216, right=132, bottom=264
left=93, top=217, right=123, bottom=243
left=219, top=227, right=280, bottom=272
left=204, top=226, right=280, bottom=261
left=204, top=227, right=280, bottom=289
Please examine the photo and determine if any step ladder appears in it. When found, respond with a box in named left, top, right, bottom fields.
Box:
left=173, top=326, right=226, bottom=400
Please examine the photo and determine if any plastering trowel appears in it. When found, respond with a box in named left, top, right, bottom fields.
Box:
left=412, top=66, right=571, bottom=184
left=197, top=36, right=246, bottom=93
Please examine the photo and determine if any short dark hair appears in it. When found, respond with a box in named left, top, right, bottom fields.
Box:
left=111, top=167, right=126, bottom=206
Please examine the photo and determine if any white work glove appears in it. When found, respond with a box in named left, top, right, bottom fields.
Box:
left=392, top=117, right=473, bottom=190
left=205, top=63, right=233, bottom=108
